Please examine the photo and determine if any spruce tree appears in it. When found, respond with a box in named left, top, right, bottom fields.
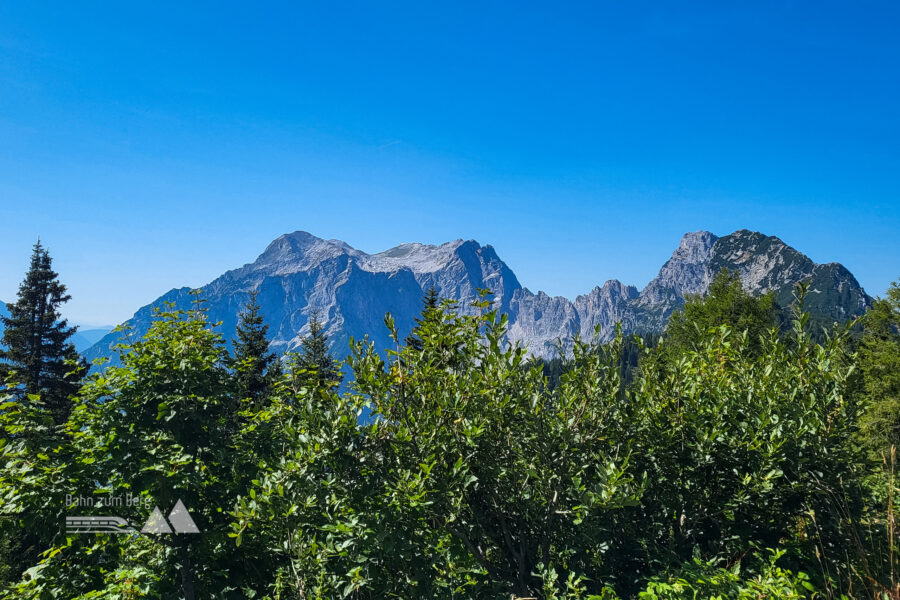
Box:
left=421, top=286, right=439, bottom=312
left=405, top=286, right=441, bottom=351
left=0, top=241, right=85, bottom=426
left=231, top=292, right=277, bottom=406
left=0, top=242, right=85, bottom=589
left=290, top=308, right=339, bottom=389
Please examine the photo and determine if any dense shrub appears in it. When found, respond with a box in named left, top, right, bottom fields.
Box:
left=0, top=287, right=893, bottom=599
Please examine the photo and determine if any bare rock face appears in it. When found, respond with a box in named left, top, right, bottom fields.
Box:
left=85, top=232, right=525, bottom=363
left=85, top=229, right=871, bottom=363
left=640, top=230, right=718, bottom=302
left=507, top=289, right=581, bottom=357
left=573, top=281, right=640, bottom=341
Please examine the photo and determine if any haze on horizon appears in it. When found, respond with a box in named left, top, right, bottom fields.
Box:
left=0, top=2, right=898, bottom=326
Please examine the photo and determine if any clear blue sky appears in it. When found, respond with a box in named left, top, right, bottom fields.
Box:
left=1, top=2, right=898, bottom=326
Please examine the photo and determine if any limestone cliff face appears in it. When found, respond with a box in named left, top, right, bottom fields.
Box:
left=84, top=229, right=871, bottom=362
left=507, top=290, right=581, bottom=357
left=639, top=230, right=719, bottom=303
left=574, top=280, right=640, bottom=340
left=85, top=233, right=524, bottom=362
left=629, top=230, right=720, bottom=333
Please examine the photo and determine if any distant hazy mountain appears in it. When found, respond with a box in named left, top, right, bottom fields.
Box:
left=0, top=301, right=8, bottom=339
left=0, top=298, right=110, bottom=352
left=70, top=328, right=113, bottom=352
left=84, top=230, right=872, bottom=362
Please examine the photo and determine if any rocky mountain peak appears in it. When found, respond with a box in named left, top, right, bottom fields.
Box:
left=366, top=238, right=476, bottom=274
left=577, top=280, right=639, bottom=303
left=676, top=231, right=719, bottom=261
left=639, top=230, right=719, bottom=304
left=252, top=231, right=355, bottom=275
left=709, top=231, right=812, bottom=296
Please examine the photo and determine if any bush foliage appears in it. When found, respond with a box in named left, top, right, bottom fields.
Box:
left=2, top=277, right=899, bottom=599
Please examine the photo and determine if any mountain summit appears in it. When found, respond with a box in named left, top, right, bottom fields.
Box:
left=84, top=230, right=871, bottom=361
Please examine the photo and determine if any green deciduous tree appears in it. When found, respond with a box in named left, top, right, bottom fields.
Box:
left=367, top=295, right=640, bottom=597
left=230, top=289, right=867, bottom=598
left=621, top=298, right=866, bottom=594
left=3, top=298, right=267, bottom=599
left=230, top=367, right=367, bottom=598
left=858, top=279, right=900, bottom=455
left=2, top=280, right=888, bottom=599
left=0, top=379, right=75, bottom=593
left=234, top=293, right=640, bottom=599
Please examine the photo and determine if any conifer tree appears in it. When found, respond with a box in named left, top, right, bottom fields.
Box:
left=231, top=292, right=277, bottom=406
left=405, top=286, right=441, bottom=351
left=290, top=308, right=339, bottom=389
left=0, top=242, right=86, bottom=589
left=0, top=241, right=85, bottom=426
left=858, top=279, right=900, bottom=454
left=421, top=285, right=439, bottom=311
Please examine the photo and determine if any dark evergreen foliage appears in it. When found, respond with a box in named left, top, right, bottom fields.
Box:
left=540, top=332, right=659, bottom=391
left=405, top=286, right=440, bottom=351
left=289, top=308, right=340, bottom=389
left=0, top=242, right=86, bottom=590
left=231, top=292, right=277, bottom=406
left=0, top=241, right=85, bottom=426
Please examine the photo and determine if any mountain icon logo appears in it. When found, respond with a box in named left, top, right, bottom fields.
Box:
left=141, top=499, right=200, bottom=534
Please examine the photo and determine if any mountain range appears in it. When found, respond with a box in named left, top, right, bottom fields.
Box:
left=83, top=229, right=872, bottom=363
left=70, top=328, right=114, bottom=352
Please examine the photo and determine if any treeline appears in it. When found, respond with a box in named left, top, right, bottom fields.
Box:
left=1, top=244, right=899, bottom=599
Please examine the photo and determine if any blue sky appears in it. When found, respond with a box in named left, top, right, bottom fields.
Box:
left=0, top=2, right=898, bottom=326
